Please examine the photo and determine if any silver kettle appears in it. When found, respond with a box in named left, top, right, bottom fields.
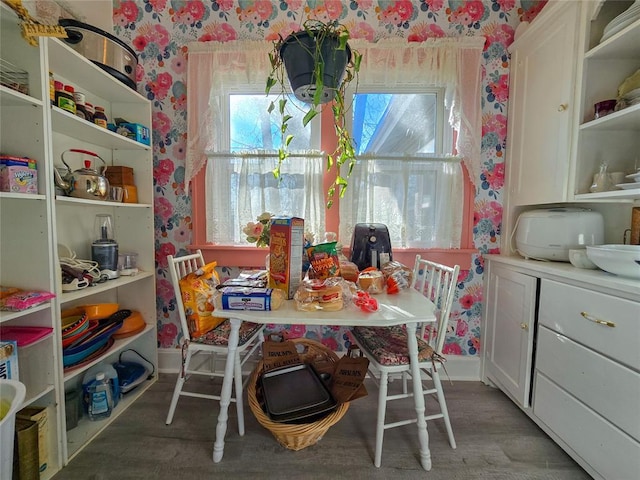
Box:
left=54, top=149, right=110, bottom=200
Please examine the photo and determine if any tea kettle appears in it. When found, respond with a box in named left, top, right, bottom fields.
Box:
left=54, top=149, right=110, bottom=200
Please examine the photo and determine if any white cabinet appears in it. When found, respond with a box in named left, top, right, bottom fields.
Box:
left=573, top=1, right=640, bottom=201
left=534, top=279, right=640, bottom=480
left=482, top=255, right=640, bottom=480
left=0, top=4, right=157, bottom=476
left=481, top=262, right=537, bottom=409
left=505, top=1, right=581, bottom=207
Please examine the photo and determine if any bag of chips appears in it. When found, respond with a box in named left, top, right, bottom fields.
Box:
left=306, top=242, right=341, bottom=280
left=178, top=261, right=226, bottom=339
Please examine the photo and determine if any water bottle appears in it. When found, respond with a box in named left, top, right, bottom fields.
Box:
left=87, top=372, right=113, bottom=421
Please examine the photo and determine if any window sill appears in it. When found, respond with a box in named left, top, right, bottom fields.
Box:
left=189, top=244, right=477, bottom=271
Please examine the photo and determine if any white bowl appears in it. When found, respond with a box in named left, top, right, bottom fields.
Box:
left=568, top=249, right=598, bottom=269
left=585, top=245, right=640, bottom=279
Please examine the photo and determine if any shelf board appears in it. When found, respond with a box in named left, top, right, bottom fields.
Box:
left=51, top=107, right=151, bottom=151
left=0, top=302, right=52, bottom=324
left=585, top=18, right=640, bottom=60
left=0, top=85, right=43, bottom=107
left=579, top=102, right=640, bottom=131
left=65, top=374, right=157, bottom=460
left=58, top=271, right=154, bottom=305
left=23, top=383, right=56, bottom=408
left=0, top=191, right=47, bottom=201
left=55, top=195, right=152, bottom=209
left=574, top=188, right=640, bottom=201
left=47, top=38, right=148, bottom=105
left=63, top=323, right=156, bottom=382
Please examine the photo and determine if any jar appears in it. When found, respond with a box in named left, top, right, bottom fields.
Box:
left=84, top=102, right=94, bottom=123
left=56, top=84, right=76, bottom=115
left=73, top=91, right=87, bottom=120
left=93, top=106, right=108, bottom=128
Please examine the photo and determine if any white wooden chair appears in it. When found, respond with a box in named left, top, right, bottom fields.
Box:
left=351, top=255, right=460, bottom=467
left=165, top=250, right=265, bottom=434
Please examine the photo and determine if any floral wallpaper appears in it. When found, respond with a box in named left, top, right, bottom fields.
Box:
left=112, top=0, right=547, bottom=356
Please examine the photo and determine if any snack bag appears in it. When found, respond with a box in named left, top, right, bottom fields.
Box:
left=306, top=242, right=341, bottom=280
left=178, top=261, right=226, bottom=339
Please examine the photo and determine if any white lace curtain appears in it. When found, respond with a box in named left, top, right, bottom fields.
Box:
left=205, top=151, right=325, bottom=245
left=186, top=36, right=485, bottom=190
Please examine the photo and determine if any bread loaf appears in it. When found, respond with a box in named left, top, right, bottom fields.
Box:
left=294, top=279, right=344, bottom=311
left=357, top=269, right=385, bottom=294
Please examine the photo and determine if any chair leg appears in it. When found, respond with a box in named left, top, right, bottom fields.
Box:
left=234, top=349, right=245, bottom=436
left=374, top=370, right=389, bottom=468
left=166, top=347, right=193, bottom=425
left=432, top=370, right=456, bottom=449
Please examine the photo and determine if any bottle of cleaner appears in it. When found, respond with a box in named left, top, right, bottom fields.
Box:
left=87, top=373, right=113, bottom=421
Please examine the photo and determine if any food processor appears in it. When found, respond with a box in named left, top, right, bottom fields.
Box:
left=91, top=214, right=119, bottom=279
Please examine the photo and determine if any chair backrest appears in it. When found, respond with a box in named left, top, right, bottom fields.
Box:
left=411, top=254, right=460, bottom=355
left=167, top=250, right=206, bottom=343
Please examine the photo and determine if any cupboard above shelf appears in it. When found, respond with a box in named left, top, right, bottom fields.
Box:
left=55, top=196, right=152, bottom=209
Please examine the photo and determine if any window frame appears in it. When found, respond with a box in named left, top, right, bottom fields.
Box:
left=190, top=86, right=476, bottom=269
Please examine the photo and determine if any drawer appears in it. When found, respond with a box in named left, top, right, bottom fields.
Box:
left=537, top=325, right=640, bottom=442
left=533, top=373, right=640, bottom=480
left=539, top=279, right=640, bottom=370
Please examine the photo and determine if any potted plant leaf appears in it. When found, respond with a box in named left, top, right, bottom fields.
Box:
left=266, top=19, right=362, bottom=208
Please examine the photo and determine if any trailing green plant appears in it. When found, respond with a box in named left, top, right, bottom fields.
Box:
left=266, top=19, right=362, bottom=209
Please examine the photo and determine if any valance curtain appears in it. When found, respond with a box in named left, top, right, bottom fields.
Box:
left=185, top=36, right=485, bottom=191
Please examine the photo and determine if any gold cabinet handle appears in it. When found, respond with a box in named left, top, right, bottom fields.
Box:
left=520, top=322, right=528, bottom=331
left=580, top=311, right=615, bottom=328
left=557, top=103, right=568, bottom=112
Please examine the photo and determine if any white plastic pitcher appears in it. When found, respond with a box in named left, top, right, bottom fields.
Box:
left=0, top=379, right=27, bottom=479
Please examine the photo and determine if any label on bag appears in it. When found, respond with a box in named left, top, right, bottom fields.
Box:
left=220, top=287, right=273, bottom=311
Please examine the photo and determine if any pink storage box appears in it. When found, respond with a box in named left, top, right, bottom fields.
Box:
left=0, top=156, right=38, bottom=194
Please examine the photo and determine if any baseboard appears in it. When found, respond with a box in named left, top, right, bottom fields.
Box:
left=158, top=348, right=481, bottom=381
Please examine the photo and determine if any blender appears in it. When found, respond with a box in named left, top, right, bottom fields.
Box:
left=91, top=214, right=119, bottom=279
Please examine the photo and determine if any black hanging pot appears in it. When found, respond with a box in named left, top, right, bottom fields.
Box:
left=279, top=30, right=351, bottom=104
left=58, top=19, right=138, bottom=91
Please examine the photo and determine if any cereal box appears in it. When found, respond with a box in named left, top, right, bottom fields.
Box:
left=0, top=156, right=37, bottom=194
left=269, top=217, right=304, bottom=299
left=0, top=340, right=19, bottom=380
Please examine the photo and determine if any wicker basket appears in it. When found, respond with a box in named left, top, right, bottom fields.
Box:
left=247, top=338, right=349, bottom=451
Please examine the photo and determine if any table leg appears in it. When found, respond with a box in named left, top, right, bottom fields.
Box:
left=405, top=322, right=432, bottom=471
left=212, top=317, right=241, bottom=463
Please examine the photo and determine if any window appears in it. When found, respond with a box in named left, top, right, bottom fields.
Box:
left=186, top=38, right=484, bottom=264
left=206, top=87, right=460, bottom=248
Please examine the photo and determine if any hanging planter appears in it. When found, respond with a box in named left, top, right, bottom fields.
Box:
left=266, top=20, right=362, bottom=208
left=279, top=30, right=352, bottom=105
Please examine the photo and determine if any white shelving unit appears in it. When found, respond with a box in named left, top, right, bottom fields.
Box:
left=0, top=4, right=157, bottom=477
left=573, top=2, right=640, bottom=200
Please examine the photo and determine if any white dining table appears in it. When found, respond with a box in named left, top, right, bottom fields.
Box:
left=212, top=288, right=437, bottom=471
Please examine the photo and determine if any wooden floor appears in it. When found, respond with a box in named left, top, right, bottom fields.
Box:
left=52, top=373, right=591, bottom=480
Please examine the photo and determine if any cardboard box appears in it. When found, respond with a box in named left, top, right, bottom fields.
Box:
left=0, top=340, right=19, bottom=380
left=13, top=418, right=39, bottom=480
left=105, top=166, right=134, bottom=186
left=0, top=156, right=37, bottom=194
left=17, top=406, right=49, bottom=473
left=119, top=123, right=151, bottom=146
left=268, top=217, right=304, bottom=299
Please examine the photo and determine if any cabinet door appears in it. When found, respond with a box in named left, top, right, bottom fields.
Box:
left=482, top=263, right=537, bottom=408
left=506, top=2, right=580, bottom=206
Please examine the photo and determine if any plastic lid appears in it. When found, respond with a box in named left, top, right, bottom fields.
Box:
left=54, top=81, right=63, bottom=90
left=64, top=84, right=75, bottom=93
left=96, top=372, right=105, bottom=380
